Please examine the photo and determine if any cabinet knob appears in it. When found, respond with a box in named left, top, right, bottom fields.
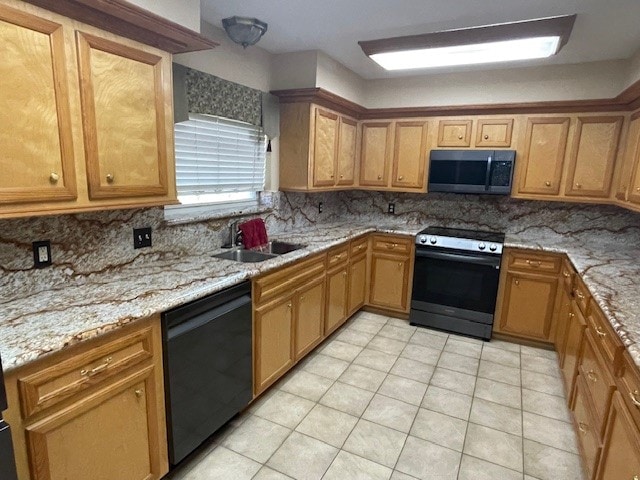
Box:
left=569, top=312, right=575, bottom=319
left=377, top=175, right=382, bottom=180
left=575, top=183, right=582, bottom=189
left=106, top=173, right=115, bottom=184
left=300, top=295, right=305, bottom=301
left=135, top=388, right=144, bottom=398
left=398, top=262, right=402, bottom=268
left=398, top=175, right=404, bottom=181
left=575, top=291, right=585, bottom=300
left=545, top=181, right=551, bottom=187
left=630, top=390, right=640, bottom=408
left=342, top=271, right=347, bottom=277
left=340, top=175, right=344, bottom=179
left=330, top=174, right=334, bottom=179
left=287, top=303, right=292, bottom=308
left=514, top=279, right=520, bottom=286
left=458, top=134, right=463, bottom=140
left=587, top=370, right=597, bottom=383
left=49, top=172, right=59, bottom=184
left=563, top=271, right=570, bottom=278
left=484, top=134, right=489, bottom=140
left=578, top=422, right=588, bottom=434
left=636, top=187, right=640, bottom=192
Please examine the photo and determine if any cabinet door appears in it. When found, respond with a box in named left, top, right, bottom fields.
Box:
left=0, top=5, right=77, bottom=204
left=496, top=271, right=559, bottom=341
left=312, top=108, right=338, bottom=187
left=336, top=117, right=357, bottom=186
left=572, top=375, right=602, bottom=479
left=437, top=120, right=472, bottom=147
left=360, top=122, right=392, bottom=187
left=517, top=117, right=570, bottom=195
left=596, top=392, right=640, bottom=480
left=325, top=267, right=348, bottom=335
left=76, top=32, right=170, bottom=200
left=391, top=121, right=427, bottom=189
left=561, top=302, right=587, bottom=399
left=555, top=282, right=573, bottom=367
left=475, top=119, right=514, bottom=147
left=565, top=116, right=623, bottom=197
left=616, top=117, right=640, bottom=201
left=254, top=296, right=294, bottom=394
left=348, top=255, right=367, bottom=315
left=295, top=277, right=325, bottom=359
left=25, top=369, right=160, bottom=480
left=369, top=253, right=410, bottom=312
left=628, top=118, right=640, bottom=205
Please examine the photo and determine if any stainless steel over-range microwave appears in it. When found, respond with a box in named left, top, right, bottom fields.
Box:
left=428, top=149, right=516, bottom=195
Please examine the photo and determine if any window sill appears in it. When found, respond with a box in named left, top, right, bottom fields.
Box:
left=163, top=195, right=275, bottom=226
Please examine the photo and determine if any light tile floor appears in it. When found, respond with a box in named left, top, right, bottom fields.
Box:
left=166, top=312, right=585, bottom=480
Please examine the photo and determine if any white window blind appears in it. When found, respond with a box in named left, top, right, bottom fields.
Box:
left=174, top=113, right=266, bottom=204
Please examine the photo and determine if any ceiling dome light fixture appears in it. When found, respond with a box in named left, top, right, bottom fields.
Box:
left=222, top=16, right=268, bottom=48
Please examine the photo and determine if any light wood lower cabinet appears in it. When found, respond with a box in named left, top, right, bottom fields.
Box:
left=325, top=265, right=348, bottom=335
left=3, top=315, right=168, bottom=480
left=348, top=253, right=367, bottom=315
left=369, top=235, right=414, bottom=313
left=494, top=249, right=561, bottom=343
left=561, top=300, right=587, bottom=400
left=295, top=277, right=325, bottom=359
left=254, top=294, right=295, bottom=395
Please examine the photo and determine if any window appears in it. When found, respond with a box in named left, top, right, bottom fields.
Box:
left=173, top=113, right=266, bottom=207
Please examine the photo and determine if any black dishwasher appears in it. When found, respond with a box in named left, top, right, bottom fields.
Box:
left=162, top=281, right=252, bottom=465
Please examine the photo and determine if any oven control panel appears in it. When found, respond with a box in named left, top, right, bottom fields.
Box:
left=415, top=234, right=502, bottom=254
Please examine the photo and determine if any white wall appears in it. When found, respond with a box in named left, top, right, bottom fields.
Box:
left=125, top=0, right=200, bottom=32
left=270, top=51, right=319, bottom=91
left=315, top=52, right=367, bottom=106
left=364, top=60, right=628, bottom=108
left=174, top=21, right=273, bottom=92
left=626, top=48, right=640, bottom=89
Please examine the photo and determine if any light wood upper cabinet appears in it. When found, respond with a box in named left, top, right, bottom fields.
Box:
left=77, top=32, right=170, bottom=200
left=360, top=122, right=393, bottom=187
left=337, top=117, right=357, bottom=186
left=0, top=1, right=177, bottom=218
left=516, top=117, right=570, bottom=195
left=630, top=151, right=640, bottom=205
left=391, top=121, right=428, bottom=190
left=437, top=120, right=472, bottom=147
left=311, top=108, right=339, bottom=187
left=564, top=116, right=623, bottom=198
left=475, top=118, right=514, bottom=147
left=0, top=4, right=77, bottom=205
left=615, top=116, right=640, bottom=202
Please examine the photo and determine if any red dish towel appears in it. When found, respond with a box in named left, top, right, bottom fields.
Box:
left=239, top=218, right=268, bottom=249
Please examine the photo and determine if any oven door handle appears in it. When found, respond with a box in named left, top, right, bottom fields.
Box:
left=416, top=249, right=501, bottom=267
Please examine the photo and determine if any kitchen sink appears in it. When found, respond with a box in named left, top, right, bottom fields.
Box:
left=212, top=249, right=277, bottom=263
left=250, top=241, right=306, bottom=255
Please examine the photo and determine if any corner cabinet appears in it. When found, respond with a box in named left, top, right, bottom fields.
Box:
left=3, top=315, right=168, bottom=480
left=279, top=103, right=358, bottom=191
left=0, top=0, right=177, bottom=219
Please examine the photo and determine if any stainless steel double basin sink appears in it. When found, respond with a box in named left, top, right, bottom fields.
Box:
left=212, top=241, right=306, bottom=263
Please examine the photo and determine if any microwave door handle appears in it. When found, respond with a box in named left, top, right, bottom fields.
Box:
left=416, top=249, right=500, bottom=267
left=484, top=154, right=492, bottom=191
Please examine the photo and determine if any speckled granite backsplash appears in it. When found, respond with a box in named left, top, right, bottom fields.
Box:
left=1, top=191, right=639, bottom=300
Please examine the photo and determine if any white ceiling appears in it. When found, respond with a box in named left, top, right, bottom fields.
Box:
left=200, top=0, right=640, bottom=79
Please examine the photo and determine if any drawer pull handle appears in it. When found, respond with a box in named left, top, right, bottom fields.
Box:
left=526, top=260, right=541, bottom=267
left=563, top=271, right=570, bottom=278
left=575, top=291, right=585, bottom=300
left=595, top=326, right=607, bottom=338
left=578, top=422, right=588, bottom=434
left=358, top=245, right=364, bottom=250
left=49, top=172, right=59, bottom=184
left=587, top=370, right=597, bottom=383
left=387, top=243, right=398, bottom=249
left=569, top=312, right=575, bottom=319
left=135, top=389, right=144, bottom=398
left=630, top=390, right=640, bottom=408
left=81, top=356, right=112, bottom=377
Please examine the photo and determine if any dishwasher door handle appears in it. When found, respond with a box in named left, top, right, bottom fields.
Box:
left=166, top=294, right=251, bottom=340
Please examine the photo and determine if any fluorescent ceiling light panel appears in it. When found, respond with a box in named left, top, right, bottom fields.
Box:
left=359, top=15, right=576, bottom=71
left=370, top=36, right=561, bottom=70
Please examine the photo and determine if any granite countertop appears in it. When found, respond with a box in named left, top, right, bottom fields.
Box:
left=1, top=221, right=639, bottom=372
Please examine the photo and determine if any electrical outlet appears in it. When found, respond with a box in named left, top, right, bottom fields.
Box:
left=318, top=201, right=323, bottom=214
left=133, top=227, right=152, bottom=249
left=388, top=203, right=395, bottom=214
left=32, top=240, right=52, bottom=268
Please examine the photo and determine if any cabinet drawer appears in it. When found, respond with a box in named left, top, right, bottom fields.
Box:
left=350, top=236, right=368, bottom=258
left=327, top=244, right=349, bottom=269
left=618, top=353, right=640, bottom=430
left=572, top=375, right=602, bottom=479
left=254, top=253, right=325, bottom=305
left=579, top=330, right=616, bottom=435
left=18, top=326, right=154, bottom=418
left=573, top=275, right=591, bottom=316
left=371, top=235, right=412, bottom=254
left=561, top=258, right=575, bottom=291
left=587, top=300, right=624, bottom=372
left=507, top=250, right=562, bottom=274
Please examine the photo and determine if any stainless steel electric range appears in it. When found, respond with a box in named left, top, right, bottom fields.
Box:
left=409, top=226, right=505, bottom=341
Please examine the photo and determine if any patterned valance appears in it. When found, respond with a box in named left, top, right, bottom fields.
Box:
left=173, top=64, right=262, bottom=126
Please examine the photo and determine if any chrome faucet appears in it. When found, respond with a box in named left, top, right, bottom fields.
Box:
left=229, top=220, right=241, bottom=247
